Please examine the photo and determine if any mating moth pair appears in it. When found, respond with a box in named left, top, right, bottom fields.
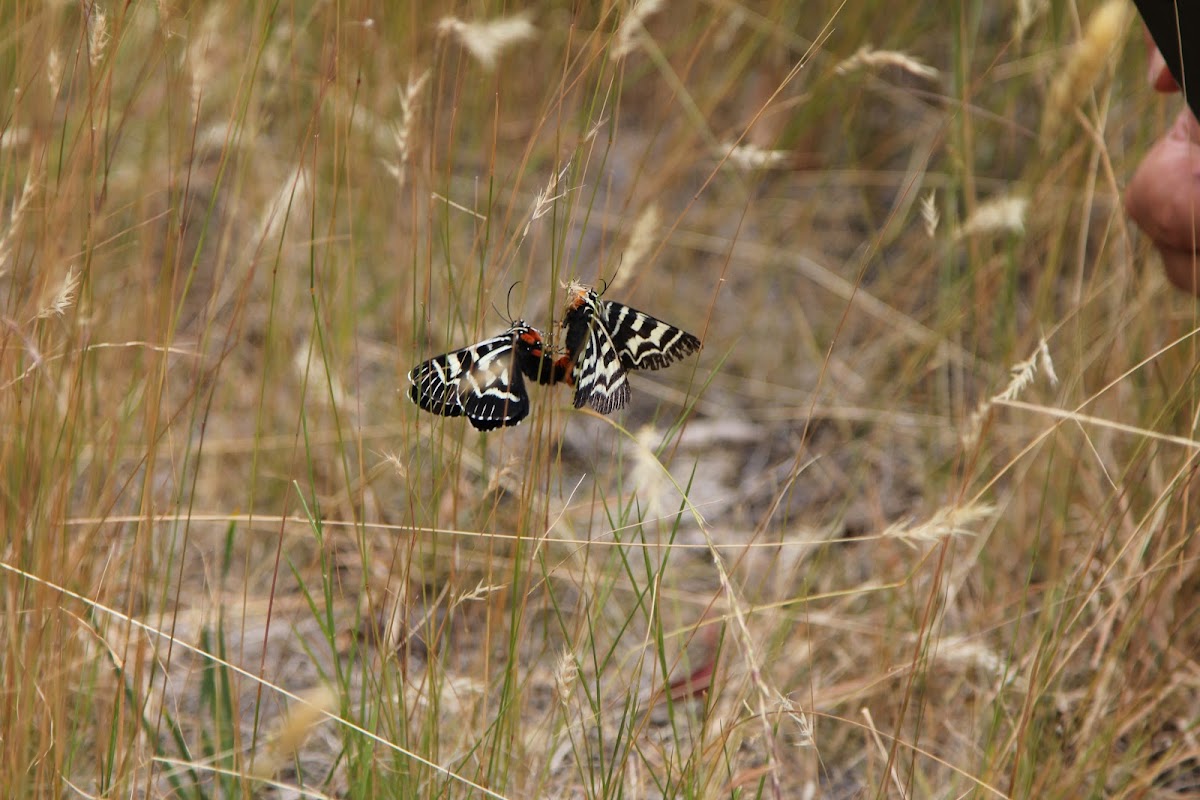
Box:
left=408, top=282, right=702, bottom=430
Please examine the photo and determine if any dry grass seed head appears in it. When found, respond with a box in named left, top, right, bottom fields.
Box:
left=0, top=127, right=31, bottom=151
left=554, top=648, right=578, bottom=710
left=630, top=425, right=671, bottom=523
left=35, top=267, right=79, bottom=321
left=881, top=501, right=996, bottom=548
left=834, top=45, right=940, bottom=80
left=384, top=70, right=431, bottom=189
left=1013, top=0, right=1049, bottom=42
left=611, top=0, right=665, bottom=60
left=920, top=190, right=939, bottom=238
left=248, top=684, right=338, bottom=780
left=254, top=166, right=311, bottom=247
left=186, top=5, right=228, bottom=108
left=380, top=451, right=407, bottom=480
left=1038, top=337, right=1058, bottom=385
left=955, top=194, right=1028, bottom=239
left=720, top=142, right=791, bottom=170
left=88, top=4, right=110, bottom=67
left=0, top=164, right=42, bottom=275
left=996, top=342, right=1052, bottom=403
left=609, top=204, right=661, bottom=293
left=1040, top=0, right=1133, bottom=144
left=46, top=48, right=62, bottom=99
left=522, top=162, right=573, bottom=239
left=451, top=581, right=504, bottom=611
left=962, top=337, right=1055, bottom=447
left=436, top=13, right=536, bottom=72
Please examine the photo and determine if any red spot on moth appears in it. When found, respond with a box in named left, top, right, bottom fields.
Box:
left=554, top=355, right=575, bottom=385
left=519, top=329, right=544, bottom=356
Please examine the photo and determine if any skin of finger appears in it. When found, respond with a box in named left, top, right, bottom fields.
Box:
left=1126, top=113, right=1200, bottom=248
left=1150, top=50, right=1180, bottom=92
left=1156, top=246, right=1200, bottom=295
left=1126, top=112, right=1200, bottom=295
left=1131, top=26, right=1195, bottom=293
left=1142, top=25, right=1180, bottom=92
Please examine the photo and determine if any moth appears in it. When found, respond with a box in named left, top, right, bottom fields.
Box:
left=408, top=322, right=566, bottom=430
left=558, top=281, right=702, bottom=413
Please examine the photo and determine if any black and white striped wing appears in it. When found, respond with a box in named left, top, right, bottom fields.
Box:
left=570, top=315, right=631, bottom=414
left=408, top=331, right=531, bottom=430
left=602, top=301, right=702, bottom=371
left=456, top=343, right=532, bottom=430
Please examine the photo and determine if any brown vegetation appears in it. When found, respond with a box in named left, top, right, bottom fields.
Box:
left=2, top=1, right=1198, bottom=797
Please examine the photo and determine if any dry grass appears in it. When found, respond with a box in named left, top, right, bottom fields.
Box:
left=3, top=1, right=1199, bottom=798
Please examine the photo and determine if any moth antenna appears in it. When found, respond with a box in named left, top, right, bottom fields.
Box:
left=489, top=299, right=509, bottom=326
left=506, top=281, right=522, bottom=325
left=489, top=281, right=521, bottom=327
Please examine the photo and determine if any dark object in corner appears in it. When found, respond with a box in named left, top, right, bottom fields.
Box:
left=1134, top=1, right=1200, bottom=119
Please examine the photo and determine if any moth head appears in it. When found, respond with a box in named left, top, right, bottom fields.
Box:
left=515, top=324, right=545, bottom=358
left=563, top=279, right=593, bottom=312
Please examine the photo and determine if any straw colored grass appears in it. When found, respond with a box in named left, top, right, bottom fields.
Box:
left=3, top=1, right=1198, bottom=798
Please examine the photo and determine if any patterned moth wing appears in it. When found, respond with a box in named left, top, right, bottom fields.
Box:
left=561, top=287, right=631, bottom=414
left=409, top=322, right=563, bottom=431
left=560, top=282, right=701, bottom=414
left=602, top=301, right=702, bottom=371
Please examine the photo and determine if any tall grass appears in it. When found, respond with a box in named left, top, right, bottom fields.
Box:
left=2, top=1, right=1197, bottom=797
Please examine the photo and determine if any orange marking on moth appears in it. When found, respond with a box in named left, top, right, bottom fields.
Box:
left=564, top=280, right=591, bottom=311
left=554, top=355, right=575, bottom=385
left=518, top=329, right=544, bottom=356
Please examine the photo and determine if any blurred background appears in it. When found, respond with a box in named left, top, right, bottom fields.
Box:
left=3, top=1, right=1198, bottom=797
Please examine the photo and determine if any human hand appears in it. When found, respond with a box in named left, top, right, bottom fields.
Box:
left=1124, top=36, right=1200, bottom=295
